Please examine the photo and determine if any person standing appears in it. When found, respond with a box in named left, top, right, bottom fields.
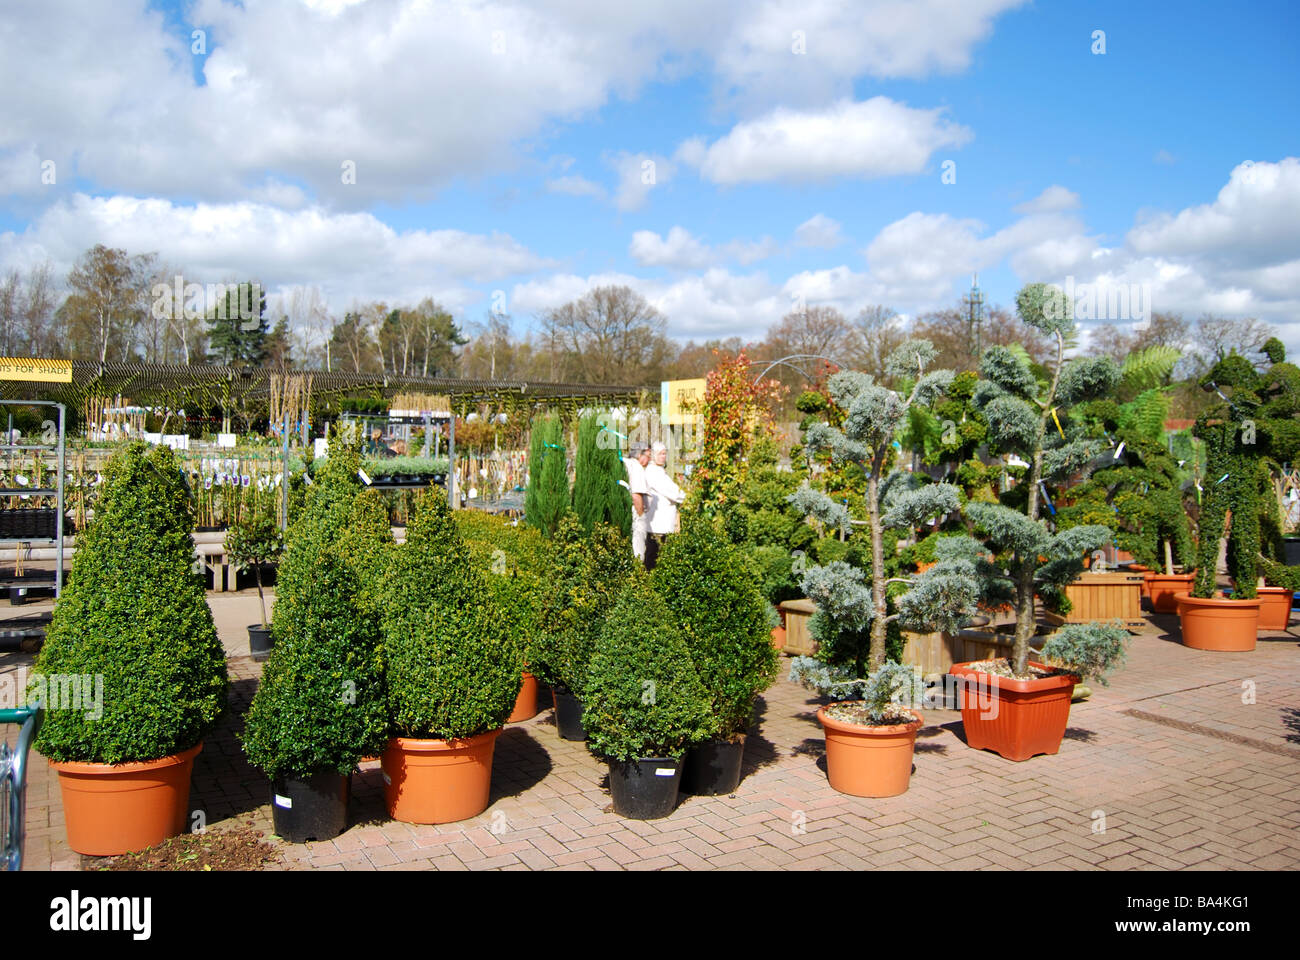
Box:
left=643, top=441, right=684, bottom=570
left=622, top=443, right=652, bottom=562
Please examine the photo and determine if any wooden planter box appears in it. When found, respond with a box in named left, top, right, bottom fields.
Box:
left=777, top=598, right=818, bottom=656
left=1044, top=570, right=1145, bottom=629
left=903, top=628, right=1017, bottom=677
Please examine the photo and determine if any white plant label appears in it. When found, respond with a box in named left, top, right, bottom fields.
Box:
left=274, top=794, right=292, bottom=809
left=654, top=767, right=675, bottom=777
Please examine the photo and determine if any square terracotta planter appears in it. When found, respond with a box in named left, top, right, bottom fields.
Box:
left=948, top=661, right=1077, bottom=762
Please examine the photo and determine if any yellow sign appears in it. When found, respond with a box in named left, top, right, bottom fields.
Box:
left=0, top=358, right=73, bottom=383
left=660, top=378, right=707, bottom=425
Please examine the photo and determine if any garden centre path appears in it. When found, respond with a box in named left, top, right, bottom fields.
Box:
left=5, top=595, right=1299, bottom=871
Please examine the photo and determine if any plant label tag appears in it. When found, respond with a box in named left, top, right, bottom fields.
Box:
left=654, top=767, right=675, bottom=777
left=274, top=794, right=292, bottom=809
left=358, top=469, right=372, bottom=486
left=382, top=771, right=391, bottom=785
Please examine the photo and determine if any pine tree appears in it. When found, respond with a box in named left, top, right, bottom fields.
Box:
left=206, top=281, right=268, bottom=366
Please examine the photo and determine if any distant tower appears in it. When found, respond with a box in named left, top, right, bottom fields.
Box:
left=963, top=273, right=986, bottom=360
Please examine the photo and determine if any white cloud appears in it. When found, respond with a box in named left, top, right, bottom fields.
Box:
left=0, top=193, right=555, bottom=312
left=794, top=214, right=845, bottom=249
left=685, top=98, right=972, bottom=185
left=607, top=152, right=675, bottom=212
left=1013, top=185, right=1080, bottom=215
left=630, top=227, right=778, bottom=269
left=545, top=175, right=607, bottom=199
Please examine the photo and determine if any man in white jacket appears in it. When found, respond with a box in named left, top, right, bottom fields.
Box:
left=643, top=441, right=685, bottom=570
left=622, top=443, right=651, bottom=561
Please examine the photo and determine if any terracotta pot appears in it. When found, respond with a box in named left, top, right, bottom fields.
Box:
left=1255, top=586, right=1293, bottom=631
left=382, top=730, right=501, bottom=824
left=1147, top=573, right=1196, bottom=613
left=507, top=672, right=539, bottom=723
left=915, top=561, right=936, bottom=574
left=948, top=662, right=1077, bottom=762
left=771, top=625, right=787, bottom=650
left=817, top=706, right=923, bottom=797
left=1174, top=593, right=1259, bottom=651
left=50, top=743, right=202, bottom=856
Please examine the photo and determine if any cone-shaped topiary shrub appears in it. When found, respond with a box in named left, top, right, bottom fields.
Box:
left=241, top=438, right=391, bottom=779
left=33, top=441, right=228, bottom=764
left=383, top=490, right=524, bottom=739
left=241, top=551, right=388, bottom=778
left=456, top=510, right=551, bottom=669
left=531, top=511, right=636, bottom=692
left=651, top=514, right=778, bottom=740
left=582, top=578, right=713, bottom=762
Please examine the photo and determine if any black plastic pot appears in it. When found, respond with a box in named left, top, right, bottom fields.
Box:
left=552, top=687, right=587, bottom=741
left=270, top=772, right=351, bottom=843
left=607, top=757, right=682, bottom=820
left=1284, top=537, right=1300, bottom=566
left=680, top=736, right=745, bottom=796
left=248, top=624, right=273, bottom=660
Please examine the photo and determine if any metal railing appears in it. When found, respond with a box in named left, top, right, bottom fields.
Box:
left=1, top=702, right=43, bottom=871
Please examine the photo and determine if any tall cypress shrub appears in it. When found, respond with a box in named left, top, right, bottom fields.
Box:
left=33, top=442, right=228, bottom=764
left=572, top=412, right=631, bottom=536
left=526, top=412, right=569, bottom=537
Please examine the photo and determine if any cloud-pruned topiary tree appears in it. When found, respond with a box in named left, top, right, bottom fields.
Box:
left=787, top=339, right=965, bottom=681
left=33, top=442, right=228, bottom=764
left=905, top=283, right=1129, bottom=680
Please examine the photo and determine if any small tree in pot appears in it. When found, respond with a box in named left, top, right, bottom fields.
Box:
left=32, top=441, right=228, bottom=856
left=225, top=505, right=284, bottom=660
left=380, top=490, right=524, bottom=824
left=583, top=578, right=713, bottom=819
left=531, top=512, right=636, bottom=739
left=651, top=513, right=778, bottom=794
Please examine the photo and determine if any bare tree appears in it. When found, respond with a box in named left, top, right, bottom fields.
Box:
left=846, top=305, right=907, bottom=381
left=541, top=285, right=672, bottom=385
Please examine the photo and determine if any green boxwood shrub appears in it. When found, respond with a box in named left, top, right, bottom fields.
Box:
left=32, top=442, right=228, bottom=764
left=456, top=510, right=551, bottom=670
left=582, top=580, right=713, bottom=762
left=241, top=435, right=391, bottom=779
left=651, top=515, right=778, bottom=740
left=531, top=512, right=635, bottom=692
left=383, top=491, right=524, bottom=739
left=241, top=550, right=388, bottom=778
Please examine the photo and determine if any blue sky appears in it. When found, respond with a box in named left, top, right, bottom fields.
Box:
left=2, top=0, right=1298, bottom=352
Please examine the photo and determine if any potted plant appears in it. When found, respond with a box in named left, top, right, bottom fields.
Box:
left=380, top=490, right=524, bottom=824
left=582, top=579, right=713, bottom=819
left=790, top=660, right=926, bottom=797
left=31, top=442, right=228, bottom=856
left=456, top=510, right=551, bottom=722
left=532, top=511, right=635, bottom=740
left=240, top=446, right=391, bottom=843
left=240, top=552, right=388, bottom=842
left=651, top=514, right=779, bottom=795
left=225, top=505, right=284, bottom=660
left=924, top=284, right=1130, bottom=759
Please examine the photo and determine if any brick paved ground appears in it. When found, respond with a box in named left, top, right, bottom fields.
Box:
left=6, top=601, right=1299, bottom=871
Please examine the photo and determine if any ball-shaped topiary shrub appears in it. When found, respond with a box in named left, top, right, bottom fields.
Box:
left=241, top=550, right=389, bottom=778
left=531, top=511, right=636, bottom=692
left=651, top=514, right=778, bottom=740
left=383, top=491, right=524, bottom=739
left=582, top=579, right=713, bottom=763
left=32, top=441, right=228, bottom=764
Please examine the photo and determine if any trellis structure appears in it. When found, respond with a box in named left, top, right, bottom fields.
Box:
left=0, top=361, right=648, bottom=425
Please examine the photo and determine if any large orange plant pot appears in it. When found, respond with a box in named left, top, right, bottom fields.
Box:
left=949, top=662, right=1077, bottom=762
left=50, top=743, right=202, bottom=856
left=1255, top=587, right=1293, bottom=631
left=1174, top=593, right=1258, bottom=651
left=507, top=672, right=540, bottom=723
left=771, top=626, right=787, bottom=651
left=1147, top=573, right=1195, bottom=613
left=382, top=731, right=501, bottom=824
left=817, top=707, right=922, bottom=797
